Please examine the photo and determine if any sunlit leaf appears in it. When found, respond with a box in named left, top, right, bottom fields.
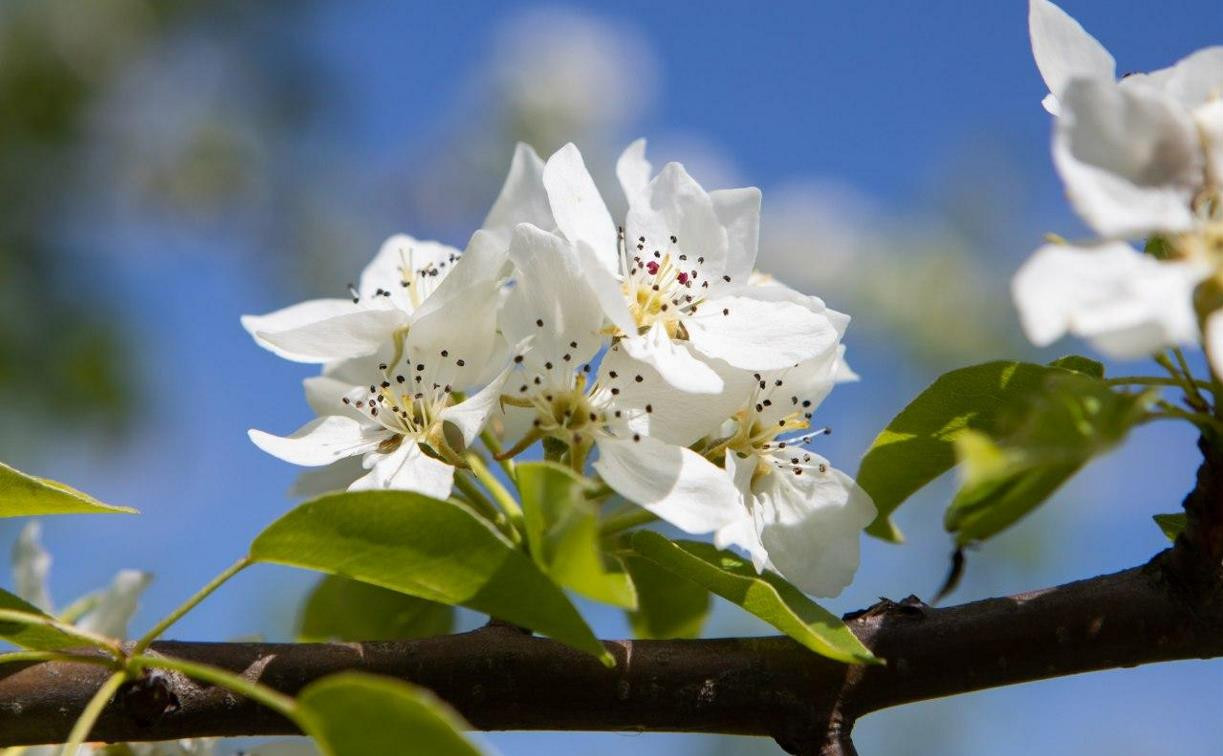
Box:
left=517, top=462, right=636, bottom=609
left=0, top=461, right=136, bottom=518
left=945, top=374, right=1154, bottom=544
left=298, top=672, right=481, bottom=756
left=1153, top=512, right=1187, bottom=541
left=298, top=575, right=453, bottom=642
left=250, top=490, right=610, bottom=665
left=630, top=531, right=877, bottom=664
left=622, top=554, right=709, bottom=639
left=857, top=361, right=1086, bottom=542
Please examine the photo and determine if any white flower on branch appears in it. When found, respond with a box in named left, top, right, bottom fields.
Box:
left=539, top=140, right=842, bottom=393
left=710, top=281, right=874, bottom=597
left=1017, top=0, right=1223, bottom=368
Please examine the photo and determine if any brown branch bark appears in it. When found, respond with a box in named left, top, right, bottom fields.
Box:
left=1, top=546, right=1221, bottom=754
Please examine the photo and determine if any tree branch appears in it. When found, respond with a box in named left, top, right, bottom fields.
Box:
left=1, top=547, right=1221, bottom=754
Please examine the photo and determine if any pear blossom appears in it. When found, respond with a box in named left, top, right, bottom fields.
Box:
left=536, top=140, right=842, bottom=393
left=249, top=347, right=511, bottom=500
left=499, top=222, right=742, bottom=532
left=245, top=147, right=551, bottom=498
left=706, top=283, right=874, bottom=597
left=1017, top=0, right=1223, bottom=370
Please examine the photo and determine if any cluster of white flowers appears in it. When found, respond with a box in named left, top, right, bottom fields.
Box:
left=244, top=140, right=874, bottom=597
left=1015, top=0, right=1223, bottom=369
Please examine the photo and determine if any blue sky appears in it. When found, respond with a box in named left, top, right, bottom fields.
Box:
left=9, top=1, right=1223, bottom=754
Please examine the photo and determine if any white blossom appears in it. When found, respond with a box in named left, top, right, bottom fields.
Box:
left=1018, top=0, right=1223, bottom=369
left=537, top=140, right=841, bottom=393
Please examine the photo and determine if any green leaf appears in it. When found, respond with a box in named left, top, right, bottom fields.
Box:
left=298, top=575, right=454, bottom=642
left=1048, top=355, right=1105, bottom=378
left=622, top=554, right=709, bottom=639
left=945, top=374, right=1154, bottom=544
left=1153, top=512, right=1187, bottom=541
left=0, top=461, right=136, bottom=518
left=516, top=462, right=636, bottom=609
left=0, top=587, right=80, bottom=650
left=250, top=490, right=611, bottom=666
left=630, top=531, right=877, bottom=665
left=857, top=361, right=1083, bottom=542
left=298, top=672, right=481, bottom=756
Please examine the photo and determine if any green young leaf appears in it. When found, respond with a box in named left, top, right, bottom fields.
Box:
left=1047, top=355, right=1105, bottom=378
left=516, top=462, right=637, bottom=609
left=630, top=531, right=877, bottom=665
left=857, top=361, right=1082, bottom=542
left=1153, top=512, right=1187, bottom=541
left=298, top=672, right=481, bottom=756
left=622, top=554, right=709, bottom=639
left=298, top=575, right=454, bottom=642
left=0, top=461, right=137, bottom=518
left=945, top=374, right=1154, bottom=544
left=0, top=587, right=80, bottom=650
left=250, top=490, right=611, bottom=665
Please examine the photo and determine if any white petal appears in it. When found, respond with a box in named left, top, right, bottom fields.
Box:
left=685, top=295, right=839, bottom=371
left=1205, top=309, right=1223, bottom=382
left=714, top=451, right=770, bottom=572
left=1055, top=79, right=1201, bottom=237
left=754, top=345, right=844, bottom=429
left=598, top=345, right=742, bottom=446
left=619, top=323, right=723, bottom=394
left=76, top=569, right=153, bottom=638
left=251, top=307, right=408, bottom=365
left=502, top=223, right=607, bottom=367
left=249, top=415, right=384, bottom=467
left=710, top=187, right=762, bottom=284
left=358, top=235, right=462, bottom=312
left=594, top=436, right=740, bottom=534
left=13, top=521, right=53, bottom=612
left=482, top=143, right=553, bottom=247
left=242, top=299, right=367, bottom=362
left=575, top=239, right=636, bottom=334
left=616, top=138, right=653, bottom=203
left=289, top=457, right=368, bottom=499
left=542, top=143, right=618, bottom=273
left=1012, top=241, right=1207, bottom=358
left=1128, top=47, right=1223, bottom=111
left=406, top=232, right=509, bottom=389
left=1195, top=99, right=1223, bottom=188
left=627, top=162, right=729, bottom=280
left=754, top=462, right=875, bottom=598
left=350, top=441, right=455, bottom=500
left=440, top=365, right=513, bottom=451
left=1028, top=0, right=1115, bottom=114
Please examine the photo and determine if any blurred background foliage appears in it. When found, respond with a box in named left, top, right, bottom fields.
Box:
left=1, top=2, right=1217, bottom=754
left=0, top=0, right=323, bottom=449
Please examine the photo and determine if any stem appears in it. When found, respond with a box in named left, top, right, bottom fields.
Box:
left=1146, top=405, right=1223, bottom=435
left=0, top=609, right=123, bottom=657
left=1106, top=375, right=1213, bottom=391
left=466, top=452, right=524, bottom=530
left=60, top=671, right=126, bottom=755
left=129, top=652, right=298, bottom=720
left=133, top=557, right=251, bottom=653
left=598, top=507, right=659, bottom=538
left=0, top=651, right=116, bottom=668
left=480, top=430, right=518, bottom=486
left=453, top=473, right=504, bottom=524
left=1172, top=347, right=1212, bottom=410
